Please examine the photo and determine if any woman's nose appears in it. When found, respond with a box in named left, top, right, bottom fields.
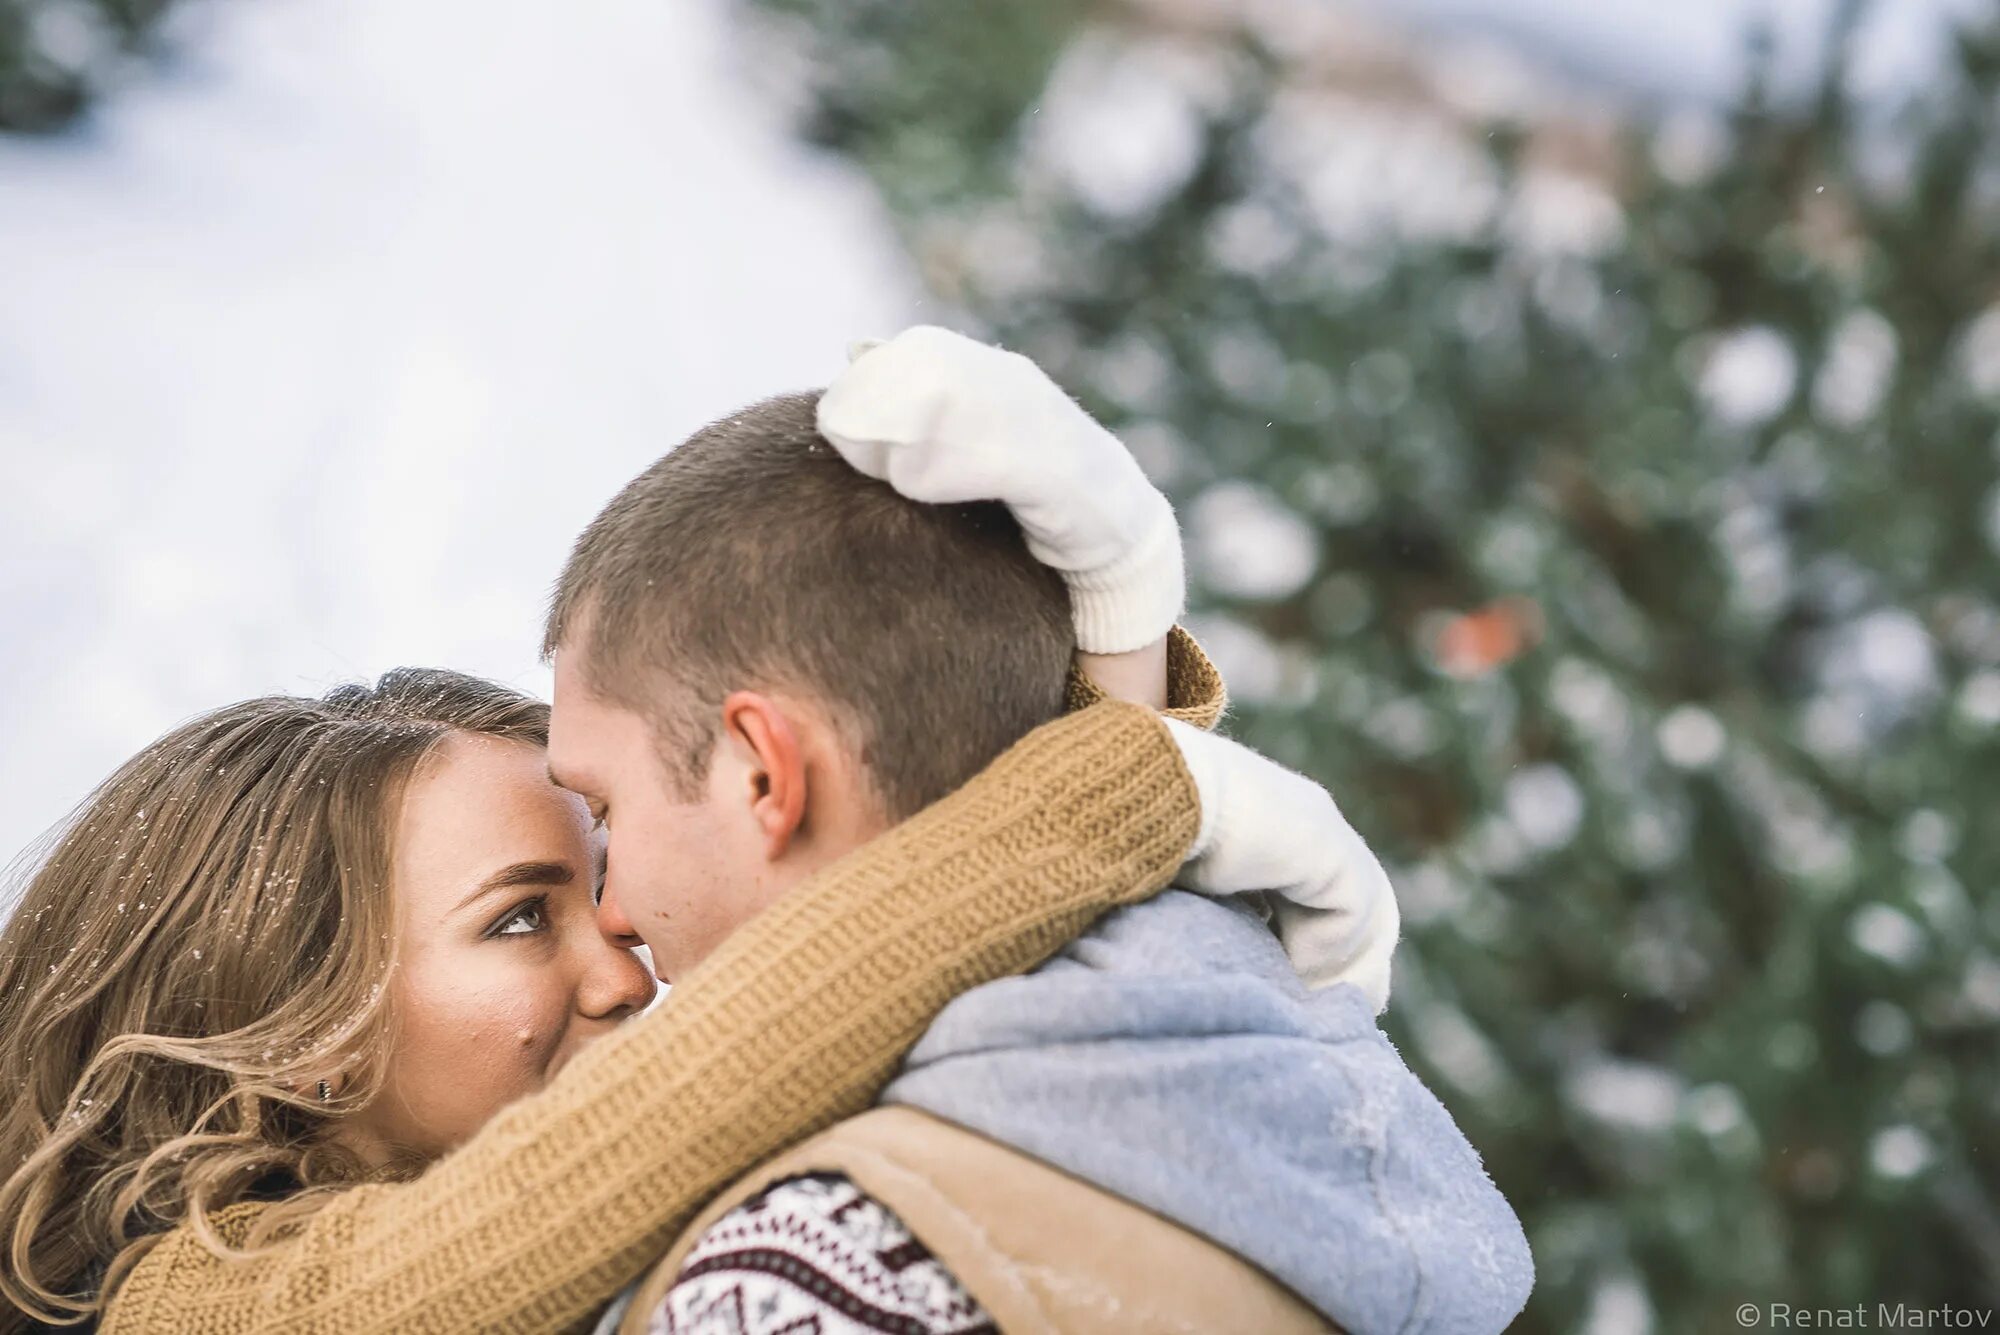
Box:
left=577, top=941, right=658, bottom=1020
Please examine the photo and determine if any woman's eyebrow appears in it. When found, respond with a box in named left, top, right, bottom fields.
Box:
left=455, top=861, right=575, bottom=913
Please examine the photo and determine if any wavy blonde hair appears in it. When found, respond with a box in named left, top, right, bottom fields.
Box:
left=0, top=668, right=549, bottom=1330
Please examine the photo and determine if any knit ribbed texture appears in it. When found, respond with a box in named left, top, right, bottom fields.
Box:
left=1065, top=624, right=1227, bottom=731
left=102, top=700, right=1201, bottom=1335
left=1063, top=505, right=1186, bottom=655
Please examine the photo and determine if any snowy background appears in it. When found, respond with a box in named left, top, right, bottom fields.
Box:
left=0, top=0, right=1979, bottom=869
left=0, top=0, right=927, bottom=871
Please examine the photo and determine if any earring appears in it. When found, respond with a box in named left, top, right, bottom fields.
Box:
left=316, top=1079, right=333, bottom=1103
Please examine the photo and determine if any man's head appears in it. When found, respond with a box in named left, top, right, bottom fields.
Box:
left=543, top=391, right=1073, bottom=981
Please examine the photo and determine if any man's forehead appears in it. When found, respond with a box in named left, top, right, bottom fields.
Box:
left=545, top=655, right=663, bottom=783
left=543, top=661, right=599, bottom=784
left=548, top=645, right=618, bottom=728
left=548, top=639, right=588, bottom=695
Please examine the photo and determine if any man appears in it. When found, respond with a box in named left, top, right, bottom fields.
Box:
left=545, top=330, right=1532, bottom=1333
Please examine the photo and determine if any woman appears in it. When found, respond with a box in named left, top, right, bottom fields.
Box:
left=0, top=655, right=1222, bottom=1333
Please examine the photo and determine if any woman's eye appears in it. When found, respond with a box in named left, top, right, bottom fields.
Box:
left=493, top=897, right=549, bottom=937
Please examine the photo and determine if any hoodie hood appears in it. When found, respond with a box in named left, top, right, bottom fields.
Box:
left=880, top=890, right=1535, bottom=1335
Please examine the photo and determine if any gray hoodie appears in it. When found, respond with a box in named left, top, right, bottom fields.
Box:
left=879, top=890, right=1535, bottom=1335
left=594, top=891, right=1534, bottom=1335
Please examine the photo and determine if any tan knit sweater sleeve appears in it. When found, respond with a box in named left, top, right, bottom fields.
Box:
left=103, top=701, right=1199, bottom=1335
left=1066, top=624, right=1228, bottom=730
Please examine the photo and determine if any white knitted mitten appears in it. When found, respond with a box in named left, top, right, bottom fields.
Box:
left=816, top=326, right=1184, bottom=654
left=1162, top=718, right=1401, bottom=1013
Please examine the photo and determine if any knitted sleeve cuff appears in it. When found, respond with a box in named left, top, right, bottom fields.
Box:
left=1065, top=625, right=1228, bottom=731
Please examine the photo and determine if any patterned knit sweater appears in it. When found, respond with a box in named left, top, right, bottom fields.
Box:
left=645, top=1173, right=992, bottom=1335
left=101, top=637, right=1221, bottom=1335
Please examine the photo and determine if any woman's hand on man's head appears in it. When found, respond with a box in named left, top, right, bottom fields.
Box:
left=817, top=326, right=1185, bottom=656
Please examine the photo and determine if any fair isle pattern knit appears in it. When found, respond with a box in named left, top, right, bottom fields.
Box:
left=651, top=1174, right=995, bottom=1335
left=101, top=700, right=1204, bottom=1335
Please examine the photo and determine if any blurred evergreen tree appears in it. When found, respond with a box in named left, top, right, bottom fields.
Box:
left=0, top=0, right=176, bottom=132
left=741, top=1, right=2000, bottom=1329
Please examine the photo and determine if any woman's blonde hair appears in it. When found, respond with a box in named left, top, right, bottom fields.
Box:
left=0, top=668, right=549, bottom=1330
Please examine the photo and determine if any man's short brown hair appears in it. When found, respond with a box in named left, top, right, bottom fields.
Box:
left=543, top=391, right=1074, bottom=820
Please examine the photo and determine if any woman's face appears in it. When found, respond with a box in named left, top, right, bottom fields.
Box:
left=342, top=730, right=657, bottom=1162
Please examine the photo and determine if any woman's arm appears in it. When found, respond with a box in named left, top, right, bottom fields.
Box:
left=104, top=703, right=1199, bottom=1335
left=1075, top=636, right=1168, bottom=710
left=1069, top=625, right=1227, bottom=730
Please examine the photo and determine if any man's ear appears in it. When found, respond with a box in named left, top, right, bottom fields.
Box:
left=720, top=691, right=807, bottom=861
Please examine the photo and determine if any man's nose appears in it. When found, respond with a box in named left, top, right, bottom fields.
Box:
left=581, top=888, right=657, bottom=1018
left=596, top=882, right=641, bottom=946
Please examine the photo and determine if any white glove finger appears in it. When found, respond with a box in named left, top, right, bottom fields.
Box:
left=1273, top=895, right=1398, bottom=1012
left=1161, top=719, right=1401, bottom=1007
left=881, top=438, right=1005, bottom=505
left=816, top=362, right=927, bottom=457
left=831, top=326, right=991, bottom=411
left=816, top=330, right=994, bottom=471
left=816, top=378, right=930, bottom=485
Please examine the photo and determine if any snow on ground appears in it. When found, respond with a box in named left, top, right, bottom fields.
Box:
left=0, top=0, right=923, bottom=876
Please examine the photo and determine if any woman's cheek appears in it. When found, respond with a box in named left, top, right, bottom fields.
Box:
left=473, top=961, right=570, bottom=1085
left=500, top=955, right=580, bottom=1079
left=405, top=964, right=567, bottom=1119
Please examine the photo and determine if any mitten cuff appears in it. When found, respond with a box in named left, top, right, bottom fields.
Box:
left=1066, top=506, right=1186, bottom=655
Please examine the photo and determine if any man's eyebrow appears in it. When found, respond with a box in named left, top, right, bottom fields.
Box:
left=455, top=861, right=575, bottom=914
